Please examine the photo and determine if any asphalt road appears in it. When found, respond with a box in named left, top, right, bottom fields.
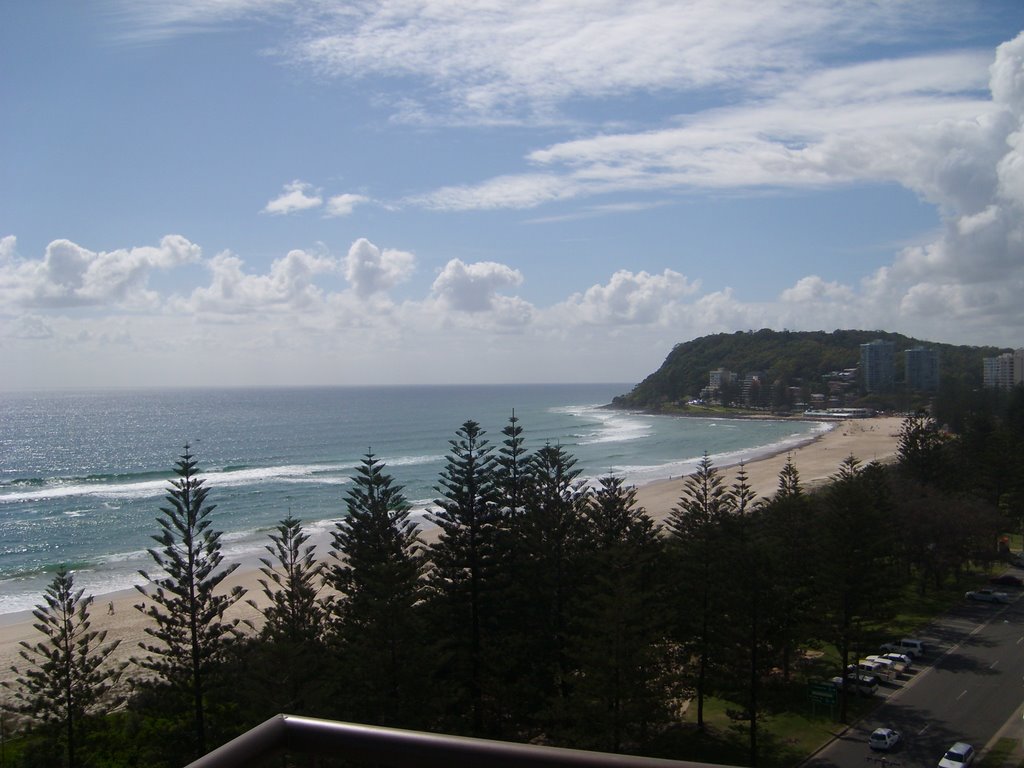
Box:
left=806, top=592, right=1024, bottom=767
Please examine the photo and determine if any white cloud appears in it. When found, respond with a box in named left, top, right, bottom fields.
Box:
left=342, top=238, right=415, bottom=297
left=431, top=259, right=524, bottom=313
left=325, top=193, right=369, bottom=217
left=780, top=276, right=855, bottom=304
left=0, top=235, right=200, bottom=309
left=411, top=173, right=579, bottom=212
left=108, top=0, right=293, bottom=42
left=560, top=269, right=699, bottom=325
left=0, top=235, right=16, bottom=262
left=285, top=0, right=963, bottom=124
left=183, top=247, right=337, bottom=314
left=263, top=180, right=323, bottom=215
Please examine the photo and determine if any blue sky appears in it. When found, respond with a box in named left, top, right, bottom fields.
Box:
left=2, top=1, right=1023, bottom=388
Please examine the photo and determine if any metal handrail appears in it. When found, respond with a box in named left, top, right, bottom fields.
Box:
left=185, top=714, right=744, bottom=768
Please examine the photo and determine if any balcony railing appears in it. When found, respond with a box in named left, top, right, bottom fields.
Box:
left=185, top=714, right=744, bottom=768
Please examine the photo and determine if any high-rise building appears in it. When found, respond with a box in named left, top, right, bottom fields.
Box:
left=983, top=351, right=1019, bottom=389
left=904, top=347, right=939, bottom=392
left=709, top=368, right=735, bottom=389
left=860, top=339, right=894, bottom=393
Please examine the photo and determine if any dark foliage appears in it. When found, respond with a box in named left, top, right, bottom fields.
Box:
left=425, top=421, right=507, bottom=735
left=133, top=445, right=246, bottom=760
left=325, top=452, right=427, bottom=728
left=4, top=567, right=125, bottom=768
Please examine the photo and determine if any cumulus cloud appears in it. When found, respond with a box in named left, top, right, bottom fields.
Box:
left=0, top=235, right=200, bottom=309
left=561, top=269, right=699, bottom=325
left=861, top=34, right=1024, bottom=327
left=431, top=259, right=524, bottom=313
left=0, top=235, right=16, bottom=262
left=185, top=248, right=336, bottom=314
left=780, top=276, right=856, bottom=304
left=326, top=193, right=369, bottom=217
left=342, top=238, right=415, bottom=297
left=263, top=180, right=323, bottom=215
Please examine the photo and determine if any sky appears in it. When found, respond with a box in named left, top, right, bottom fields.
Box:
left=2, top=0, right=1023, bottom=389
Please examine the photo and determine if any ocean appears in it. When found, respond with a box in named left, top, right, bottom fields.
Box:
left=0, top=384, right=829, bottom=615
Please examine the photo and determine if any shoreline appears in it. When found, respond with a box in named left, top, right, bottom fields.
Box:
left=633, top=415, right=902, bottom=523
left=0, top=415, right=905, bottom=678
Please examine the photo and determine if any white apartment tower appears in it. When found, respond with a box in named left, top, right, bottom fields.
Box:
left=982, top=350, right=1023, bottom=389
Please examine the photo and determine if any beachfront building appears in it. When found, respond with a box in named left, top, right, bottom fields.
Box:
left=701, top=368, right=737, bottom=404
left=860, top=339, right=894, bottom=394
left=983, top=350, right=1023, bottom=390
left=904, top=347, right=939, bottom=392
left=709, top=368, right=735, bottom=390
left=741, top=371, right=767, bottom=407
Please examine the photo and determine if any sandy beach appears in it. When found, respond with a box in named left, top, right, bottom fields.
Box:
left=0, top=415, right=904, bottom=682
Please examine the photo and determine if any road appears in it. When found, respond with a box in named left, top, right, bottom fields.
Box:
left=806, top=592, right=1024, bottom=767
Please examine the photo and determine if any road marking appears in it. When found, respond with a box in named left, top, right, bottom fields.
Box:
left=991, top=660, right=1000, bottom=670
left=919, top=724, right=930, bottom=735
left=957, top=689, right=968, bottom=701
left=1017, top=636, right=1023, bottom=645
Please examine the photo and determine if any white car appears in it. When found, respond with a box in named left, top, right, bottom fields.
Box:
left=965, top=588, right=1010, bottom=603
left=937, top=741, right=974, bottom=767
left=869, top=727, right=901, bottom=751
left=880, top=652, right=911, bottom=672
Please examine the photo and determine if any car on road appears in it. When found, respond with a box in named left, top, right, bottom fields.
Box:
left=937, top=741, right=974, bottom=767
left=868, top=727, right=901, bottom=751
left=965, top=588, right=1010, bottom=603
left=989, top=573, right=1023, bottom=587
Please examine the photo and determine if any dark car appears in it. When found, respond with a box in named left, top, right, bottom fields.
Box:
left=989, top=574, right=1023, bottom=587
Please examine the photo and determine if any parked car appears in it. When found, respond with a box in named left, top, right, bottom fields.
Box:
left=965, top=588, right=1010, bottom=603
left=880, top=652, right=912, bottom=672
left=880, top=638, right=926, bottom=658
left=865, top=655, right=901, bottom=678
left=937, top=741, right=974, bottom=767
left=989, top=574, right=1023, bottom=587
left=852, top=658, right=895, bottom=681
left=830, top=674, right=879, bottom=696
left=869, top=727, right=901, bottom=751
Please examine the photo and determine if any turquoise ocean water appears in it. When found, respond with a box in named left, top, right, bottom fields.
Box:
left=0, top=384, right=828, bottom=615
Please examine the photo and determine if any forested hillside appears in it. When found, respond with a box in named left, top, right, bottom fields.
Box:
left=611, top=329, right=1004, bottom=411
